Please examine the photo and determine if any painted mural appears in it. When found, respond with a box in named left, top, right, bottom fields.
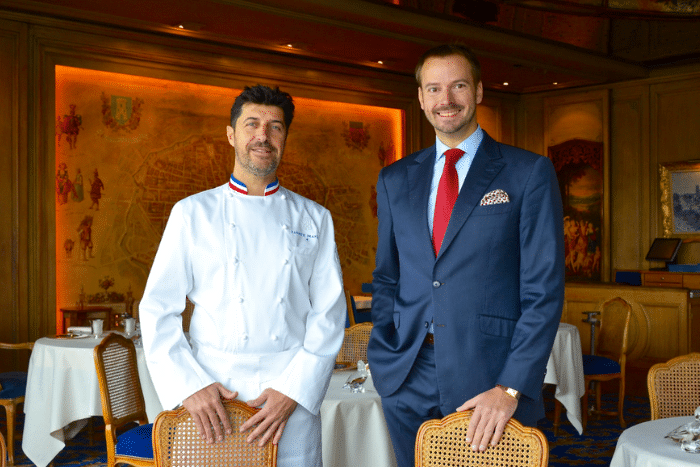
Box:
left=55, top=66, right=403, bottom=327
left=549, top=139, right=604, bottom=281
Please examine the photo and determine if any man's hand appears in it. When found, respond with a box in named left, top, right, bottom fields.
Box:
left=456, top=386, right=518, bottom=452
left=240, top=388, right=298, bottom=447
left=182, top=383, right=238, bottom=444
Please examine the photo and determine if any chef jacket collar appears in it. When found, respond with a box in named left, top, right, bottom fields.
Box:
left=229, top=174, right=280, bottom=196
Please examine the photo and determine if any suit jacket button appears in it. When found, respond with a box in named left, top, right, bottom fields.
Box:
left=424, top=322, right=429, bottom=328
left=432, top=281, right=441, bottom=288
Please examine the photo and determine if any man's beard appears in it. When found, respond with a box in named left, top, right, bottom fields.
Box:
left=240, top=142, right=280, bottom=177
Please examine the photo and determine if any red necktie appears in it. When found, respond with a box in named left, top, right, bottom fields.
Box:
left=433, top=148, right=464, bottom=256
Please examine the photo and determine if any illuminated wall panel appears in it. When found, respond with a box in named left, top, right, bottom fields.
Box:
left=55, top=66, right=404, bottom=330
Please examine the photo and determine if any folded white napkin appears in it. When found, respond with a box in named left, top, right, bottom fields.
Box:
left=67, top=326, right=92, bottom=334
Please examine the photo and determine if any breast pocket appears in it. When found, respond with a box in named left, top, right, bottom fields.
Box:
left=471, top=203, right=512, bottom=216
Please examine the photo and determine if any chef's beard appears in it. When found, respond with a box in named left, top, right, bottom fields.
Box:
left=239, top=142, right=280, bottom=178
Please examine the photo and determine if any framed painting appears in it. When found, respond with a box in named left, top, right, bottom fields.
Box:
left=544, top=90, right=609, bottom=282
left=659, top=160, right=700, bottom=237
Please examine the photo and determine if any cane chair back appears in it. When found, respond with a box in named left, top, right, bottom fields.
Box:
left=0, top=341, right=34, bottom=466
left=647, top=352, right=700, bottom=420
left=94, top=333, right=154, bottom=467
left=153, top=399, right=277, bottom=467
left=415, top=410, right=548, bottom=467
left=336, top=322, right=373, bottom=365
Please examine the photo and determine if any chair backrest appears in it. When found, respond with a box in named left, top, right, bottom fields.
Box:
left=596, top=297, right=633, bottom=364
left=0, top=342, right=35, bottom=374
left=94, top=333, right=148, bottom=430
left=415, top=410, right=548, bottom=467
left=153, top=399, right=277, bottom=467
left=647, top=352, right=700, bottom=420
left=344, top=290, right=357, bottom=327
left=336, top=322, right=373, bottom=365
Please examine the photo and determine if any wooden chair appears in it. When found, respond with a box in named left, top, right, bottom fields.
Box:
left=0, top=342, right=34, bottom=466
left=153, top=399, right=277, bottom=467
left=0, top=431, right=6, bottom=467
left=336, top=322, right=373, bottom=366
left=94, top=333, right=154, bottom=467
left=647, top=352, right=700, bottom=420
left=415, top=409, right=549, bottom=467
left=581, top=296, right=632, bottom=429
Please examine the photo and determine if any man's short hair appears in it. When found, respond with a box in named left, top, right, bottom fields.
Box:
left=230, top=85, right=295, bottom=129
left=415, top=44, right=482, bottom=87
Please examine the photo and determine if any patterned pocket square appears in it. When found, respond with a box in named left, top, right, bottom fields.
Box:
left=480, top=189, right=510, bottom=206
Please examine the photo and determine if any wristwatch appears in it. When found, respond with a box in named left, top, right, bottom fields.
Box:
left=497, top=385, right=520, bottom=400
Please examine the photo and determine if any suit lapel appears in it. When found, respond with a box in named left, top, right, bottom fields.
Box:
left=437, top=134, right=505, bottom=259
left=406, top=145, right=436, bottom=255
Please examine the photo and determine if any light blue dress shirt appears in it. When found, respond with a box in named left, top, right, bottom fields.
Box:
left=427, top=125, right=484, bottom=235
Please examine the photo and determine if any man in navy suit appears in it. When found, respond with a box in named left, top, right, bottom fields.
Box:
left=367, top=44, right=565, bottom=467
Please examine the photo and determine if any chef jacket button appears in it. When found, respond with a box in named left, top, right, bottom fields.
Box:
left=238, top=297, right=244, bottom=303
left=432, top=281, right=441, bottom=288
left=280, top=194, right=286, bottom=200
left=271, top=334, right=278, bottom=341
left=242, top=334, right=248, bottom=341
left=283, top=258, right=289, bottom=265
left=282, top=224, right=289, bottom=230
left=278, top=297, right=283, bottom=303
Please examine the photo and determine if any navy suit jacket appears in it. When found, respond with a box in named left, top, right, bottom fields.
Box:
left=367, top=132, right=565, bottom=426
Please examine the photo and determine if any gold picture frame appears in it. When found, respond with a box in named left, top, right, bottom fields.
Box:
left=659, top=160, right=700, bottom=237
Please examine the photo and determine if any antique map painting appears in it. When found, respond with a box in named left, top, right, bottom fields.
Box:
left=55, top=66, right=403, bottom=325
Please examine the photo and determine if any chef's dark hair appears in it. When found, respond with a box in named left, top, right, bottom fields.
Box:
left=230, top=85, right=295, bottom=130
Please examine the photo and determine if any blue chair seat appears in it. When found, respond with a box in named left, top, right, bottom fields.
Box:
left=0, top=372, right=28, bottom=400
left=582, top=354, right=621, bottom=375
left=115, top=423, right=153, bottom=459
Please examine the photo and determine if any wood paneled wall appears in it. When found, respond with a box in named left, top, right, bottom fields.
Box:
left=0, top=10, right=421, bottom=354
left=2, top=8, right=700, bottom=369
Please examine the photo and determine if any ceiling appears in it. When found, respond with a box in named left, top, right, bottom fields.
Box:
left=1, top=0, right=699, bottom=93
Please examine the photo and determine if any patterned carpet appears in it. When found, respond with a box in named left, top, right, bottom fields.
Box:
left=539, top=385, right=651, bottom=466
left=3, top=387, right=650, bottom=466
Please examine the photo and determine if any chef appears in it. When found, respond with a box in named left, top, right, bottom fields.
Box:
left=140, top=84, right=346, bottom=466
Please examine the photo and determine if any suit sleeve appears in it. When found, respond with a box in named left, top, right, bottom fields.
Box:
left=369, top=169, right=400, bottom=349
left=497, top=156, right=565, bottom=400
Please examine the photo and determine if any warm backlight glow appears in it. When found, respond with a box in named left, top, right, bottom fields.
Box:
left=55, top=65, right=404, bottom=331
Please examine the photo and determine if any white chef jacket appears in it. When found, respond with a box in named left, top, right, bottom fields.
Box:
left=140, top=182, right=345, bottom=464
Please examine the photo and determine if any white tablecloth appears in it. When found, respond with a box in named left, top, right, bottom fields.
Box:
left=544, top=322, right=586, bottom=434
left=321, top=371, right=396, bottom=467
left=22, top=335, right=163, bottom=467
left=610, top=416, right=700, bottom=467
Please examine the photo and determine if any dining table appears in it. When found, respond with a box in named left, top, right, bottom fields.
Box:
left=545, top=322, right=586, bottom=435
left=321, top=369, right=397, bottom=467
left=609, top=416, right=700, bottom=467
left=21, top=333, right=163, bottom=467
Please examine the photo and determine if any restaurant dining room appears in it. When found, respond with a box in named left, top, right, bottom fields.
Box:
left=1, top=0, right=700, bottom=466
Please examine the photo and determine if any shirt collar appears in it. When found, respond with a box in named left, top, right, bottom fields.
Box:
left=435, top=125, right=483, bottom=162
left=228, top=174, right=280, bottom=196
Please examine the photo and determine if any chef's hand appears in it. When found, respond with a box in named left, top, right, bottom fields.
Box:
left=456, top=387, right=518, bottom=452
left=241, top=388, right=298, bottom=447
left=182, top=383, right=238, bottom=444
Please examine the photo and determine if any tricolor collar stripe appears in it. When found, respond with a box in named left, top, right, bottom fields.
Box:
left=229, top=175, right=279, bottom=196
